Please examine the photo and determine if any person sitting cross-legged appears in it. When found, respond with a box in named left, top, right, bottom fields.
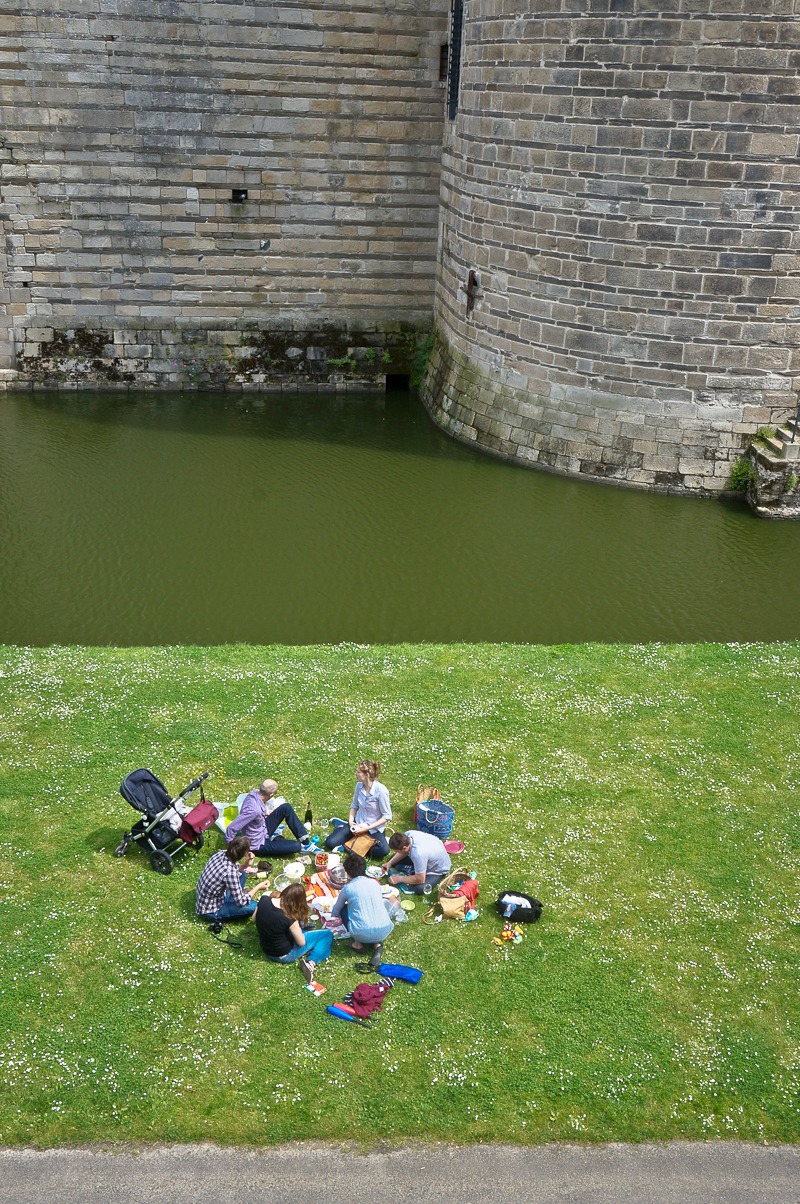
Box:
left=196, top=835, right=270, bottom=923
left=382, top=829, right=451, bottom=895
left=324, top=760, right=391, bottom=860
left=226, top=778, right=317, bottom=859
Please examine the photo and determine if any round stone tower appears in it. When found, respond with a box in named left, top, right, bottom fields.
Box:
left=422, top=0, right=800, bottom=493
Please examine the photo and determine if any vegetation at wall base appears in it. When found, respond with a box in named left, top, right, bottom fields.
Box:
left=0, top=643, right=798, bottom=1147
left=727, top=457, right=756, bottom=492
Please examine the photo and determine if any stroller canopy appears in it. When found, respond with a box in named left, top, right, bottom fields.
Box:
left=120, top=768, right=172, bottom=820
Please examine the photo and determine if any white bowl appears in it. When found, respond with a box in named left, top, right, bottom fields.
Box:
left=283, top=861, right=305, bottom=881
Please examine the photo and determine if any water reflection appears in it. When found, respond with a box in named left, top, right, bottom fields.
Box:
left=0, top=390, right=798, bottom=644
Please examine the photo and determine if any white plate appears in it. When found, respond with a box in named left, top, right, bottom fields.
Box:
left=326, top=853, right=341, bottom=870
left=283, top=861, right=304, bottom=880
left=366, top=866, right=384, bottom=879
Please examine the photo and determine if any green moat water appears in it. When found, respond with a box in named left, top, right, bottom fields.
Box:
left=1, top=390, right=798, bottom=645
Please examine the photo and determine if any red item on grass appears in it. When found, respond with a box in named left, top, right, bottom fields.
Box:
left=450, top=877, right=479, bottom=908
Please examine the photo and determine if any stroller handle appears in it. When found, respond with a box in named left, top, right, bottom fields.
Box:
left=180, top=771, right=210, bottom=798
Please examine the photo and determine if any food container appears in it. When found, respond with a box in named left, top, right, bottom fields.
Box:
left=273, top=874, right=290, bottom=891
left=327, top=866, right=348, bottom=889
left=366, top=866, right=383, bottom=879
left=283, top=861, right=304, bottom=882
left=315, top=851, right=329, bottom=871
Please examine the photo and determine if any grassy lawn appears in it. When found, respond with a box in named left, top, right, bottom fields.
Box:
left=0, top=642, right=798, bottom=1147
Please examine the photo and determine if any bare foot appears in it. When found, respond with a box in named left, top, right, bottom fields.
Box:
left=350, top=940, right=364, bottom=951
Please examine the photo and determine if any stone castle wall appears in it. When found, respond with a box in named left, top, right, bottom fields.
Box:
left=0, top=0, right=448, bottom=389
left=421, top=0, right=800, bottom=493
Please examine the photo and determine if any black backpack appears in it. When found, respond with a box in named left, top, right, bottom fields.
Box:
left=495, top=891, right=542, bottom=923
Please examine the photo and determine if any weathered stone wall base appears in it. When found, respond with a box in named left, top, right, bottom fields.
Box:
left=2, top=322, right=429, bottom=391
left=421, top=330, right=794, bottom=495
left=746, top=444, right=800, bottom=519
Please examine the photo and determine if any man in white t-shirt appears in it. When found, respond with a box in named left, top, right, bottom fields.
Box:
left=382, top=830, right=451, bottom=894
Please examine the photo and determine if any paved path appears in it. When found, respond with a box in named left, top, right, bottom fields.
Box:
left=0, top=1142, right=797, bottom=1203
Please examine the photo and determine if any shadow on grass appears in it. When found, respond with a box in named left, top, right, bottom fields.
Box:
left=88, top=827, right=123, bottom=853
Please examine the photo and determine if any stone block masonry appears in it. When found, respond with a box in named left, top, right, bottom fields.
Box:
left=422, top=0, right=800, bottom=495
left=0, top=0, right=449, bottom=387
left=3, top=0, right=800, bottom=500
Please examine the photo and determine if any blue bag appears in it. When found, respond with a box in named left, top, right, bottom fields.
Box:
left=414, top=799, right=455, bottom=839
left=377, top=963, right=424, bottom=984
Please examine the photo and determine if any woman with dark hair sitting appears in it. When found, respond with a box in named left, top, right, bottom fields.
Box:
left=255, top=882, right=334, bottom=992
left=195, top=835, right=269, bottom=923
left=330, top=851, right=393, bottom=962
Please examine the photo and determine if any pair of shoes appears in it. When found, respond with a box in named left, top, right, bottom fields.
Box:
left=300, top=840, right=319, bottom=854
left=329, top=817, right=347, bottom=828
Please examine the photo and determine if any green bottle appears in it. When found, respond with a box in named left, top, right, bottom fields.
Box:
left=304, top=804, right=313, bottom=827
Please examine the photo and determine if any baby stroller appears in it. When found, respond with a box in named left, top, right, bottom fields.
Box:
left=114, top=768, right=218, bottom=875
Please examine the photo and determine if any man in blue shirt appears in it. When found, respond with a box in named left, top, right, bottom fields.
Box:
left=383, top=829, right=451, bottom=894
left=225, top=779, right=317, bottom=858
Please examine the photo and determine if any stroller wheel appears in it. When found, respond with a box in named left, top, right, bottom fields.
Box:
left=150, top=850, right=173, bottom=875
left=113, top=840, right=129, bottom=858
left=192, top=831, right=205, bottom=851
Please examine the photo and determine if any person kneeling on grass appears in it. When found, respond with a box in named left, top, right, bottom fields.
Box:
left=330, top=852, right=393, bottom=963
left=383, top=830, right=451, bottom=895
left=255, top=882, right=333, bottom=993
left=196, top=835, right=270, bottom=923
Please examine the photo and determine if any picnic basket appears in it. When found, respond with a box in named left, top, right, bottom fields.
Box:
left=422, top=865, right=478, bottom=924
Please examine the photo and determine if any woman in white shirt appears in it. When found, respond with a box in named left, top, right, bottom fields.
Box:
left=324, top=759, right=392, bottom=859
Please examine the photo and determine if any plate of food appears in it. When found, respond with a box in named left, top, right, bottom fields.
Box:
left=283, top=861, right=305, bottom=881
left=366, top=866, right=384, bottom=879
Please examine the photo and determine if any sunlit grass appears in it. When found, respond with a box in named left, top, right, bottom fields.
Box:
left=0, top=642, right=798, bottom=1146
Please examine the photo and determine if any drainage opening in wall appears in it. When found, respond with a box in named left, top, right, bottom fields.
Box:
left=386, top=373, right=410, bottom=392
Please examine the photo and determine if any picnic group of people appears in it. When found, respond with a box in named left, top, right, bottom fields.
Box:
left=194, top=760, right=452, bottom=991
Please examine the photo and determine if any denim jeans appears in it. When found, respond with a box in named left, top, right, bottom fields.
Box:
left=324, top=824, right=390, bottom=859
left=254, top=801, right=308, bottom=857
left=337, top=901, right=392, bottom=945
left=390, top=859, right=446, bottom=895
left=200, top=871, right=255, bottom=921
left=269, top=928, right=334, bottom=965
